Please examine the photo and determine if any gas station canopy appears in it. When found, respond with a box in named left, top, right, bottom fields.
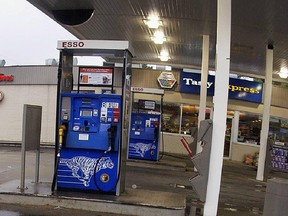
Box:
left=27, top=0, right=288, bottom=80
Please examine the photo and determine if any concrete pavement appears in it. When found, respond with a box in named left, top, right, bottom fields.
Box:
left=0, top=145, right=287, bottom=215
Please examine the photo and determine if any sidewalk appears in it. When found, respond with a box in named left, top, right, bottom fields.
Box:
left=0, top=145, right=287, bottom=215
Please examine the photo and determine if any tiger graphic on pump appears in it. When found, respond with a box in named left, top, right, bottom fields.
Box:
left=59, top=156, right=114, bottom=187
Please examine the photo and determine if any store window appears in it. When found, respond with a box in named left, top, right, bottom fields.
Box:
left=269, top=117, right=288, bottom=145
left=180, top=105, right=211, bottom=135
left=162, top=103, right=181, bottom=133
left=181, top=105, right=198, bottom=134
left=237, top=112, right=288, bottom=145
left=238, top=112, right=261, bottom=145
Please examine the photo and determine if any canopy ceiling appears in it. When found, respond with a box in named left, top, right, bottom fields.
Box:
left=27, top=0, right=288, bottom=80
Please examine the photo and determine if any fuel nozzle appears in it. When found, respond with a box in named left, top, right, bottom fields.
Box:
left=59, top=125, right=66, bottom=147
left=106, top=124, right=117, bottom=153
left=106, top=127, right=113, bottom=153
left=154, top=122, right=159, bottom=142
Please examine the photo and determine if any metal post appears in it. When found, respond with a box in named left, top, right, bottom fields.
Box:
left=197, top=35, right=210, bottom=154
left=20, top=104, right=42, bottom=190
left=256, top=45, right=273, bottom=181
left=160, top=94, right=164, bottom=154
left=232, top=111, right=239, bottom=143
left=51, top=51, right=63, bottom=192
left=179, top=104, right=183, bottom=134
left=204, top=0, right=231, bottom=215
left=209, top=107, right=213, bottom=119
left=19, top=105, right=28, bottom=191
left=35, top=148, right=40, bottom=183
left=20, top=142, right=26, bottom=190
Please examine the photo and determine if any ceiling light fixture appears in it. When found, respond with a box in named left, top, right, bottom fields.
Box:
left=151, top=31, right=166, bottom=44
left=278, top=67, right=288, bottom=79
left=159, top=50, right=170, bottom=61
left=144, top=15, right=163, bottom=29
left=278, top=71, right=288, bottom=79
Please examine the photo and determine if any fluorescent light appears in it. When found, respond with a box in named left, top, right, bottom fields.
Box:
left=159, top=50, right=170, bottom=61
left=159, top=56, right=169, bottom=61
left=278, top=71, right=288, bottom=79
left=144, top=15, right=163, bottom=29
left=278, top=67, right=288, bottom=79
left=151, top=31, right=166, bottom=44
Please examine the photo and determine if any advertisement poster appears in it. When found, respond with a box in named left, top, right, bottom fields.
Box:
left=79, top=67, right=113, bottom=86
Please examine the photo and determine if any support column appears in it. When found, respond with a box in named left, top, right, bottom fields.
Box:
left=256, top=45, right=273, bottom=181
left=197, top=35, right=210, bottom=154
left=204, top=0, right=231, bottom=215
left=232, top=111, right=240, bottom=143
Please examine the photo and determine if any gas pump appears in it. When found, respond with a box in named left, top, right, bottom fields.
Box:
left=52, top=40, right=133, bottom=195
left=128, top=87, right=164, bottom=161
left=57, top=93, right=121, bottom=192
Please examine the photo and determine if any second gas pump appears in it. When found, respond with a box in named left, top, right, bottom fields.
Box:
left=128, top=87, right=164, bottom=161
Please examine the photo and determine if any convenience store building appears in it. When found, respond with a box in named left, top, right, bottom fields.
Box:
left=1, top=65, right=288, bottom=162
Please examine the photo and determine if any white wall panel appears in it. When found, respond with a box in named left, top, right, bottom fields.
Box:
left=0, top=85, right=56, bottom=143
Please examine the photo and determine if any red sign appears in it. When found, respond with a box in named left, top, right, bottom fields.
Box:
left=0, top=74, right=14, bottom=82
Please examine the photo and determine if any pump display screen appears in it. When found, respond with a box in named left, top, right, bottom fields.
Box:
left=80, top=109, right=93, bottom=117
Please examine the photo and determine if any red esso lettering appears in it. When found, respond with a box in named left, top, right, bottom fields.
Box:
left=62, top=41, right=84, bottom=48
left=62, top=42, right=67, bottom=47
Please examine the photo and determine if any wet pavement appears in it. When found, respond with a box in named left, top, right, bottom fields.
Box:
left=0, top=145, right=287, bottom=215
left=217, top=161, right=265, bottom=216
left=0, top=203, right=123, bottom=216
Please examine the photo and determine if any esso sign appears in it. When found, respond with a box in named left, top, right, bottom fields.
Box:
left=62, top=41, right=85, bottom=48
left=131, top=87, right=144, bottom=92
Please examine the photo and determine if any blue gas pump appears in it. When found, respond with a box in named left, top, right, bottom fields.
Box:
left=128, top=112, right=161, bottom=160
left=51, top=40, right=133, bottom=196
left=57, top=93, right=121, bottom=192
left=128, top=87, right=164, bottom=161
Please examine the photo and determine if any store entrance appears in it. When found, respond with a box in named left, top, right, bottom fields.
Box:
left=224, top=116, right=233, bottom=158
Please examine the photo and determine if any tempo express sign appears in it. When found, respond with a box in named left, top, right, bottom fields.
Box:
left=180, top=71, right=263, bottom=103
left=0, top=73, right=14, bottom=82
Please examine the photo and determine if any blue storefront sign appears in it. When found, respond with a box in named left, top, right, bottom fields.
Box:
left=180, top=71, right=263, bottom=103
